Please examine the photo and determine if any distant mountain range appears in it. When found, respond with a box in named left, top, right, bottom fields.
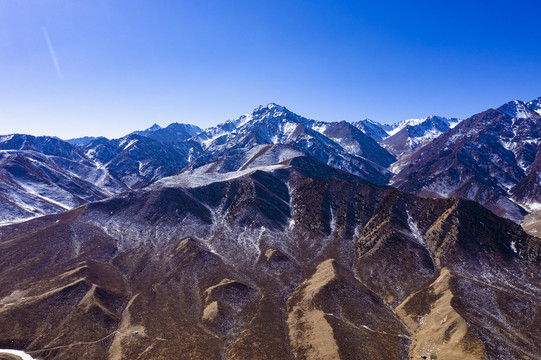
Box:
left=392, top=99, right=541, bottom=223
left=353, top=115, right=461, bottom=154
left=1, top=96, right=541, bottom=359
left=2, top=97, right=541, bottom=229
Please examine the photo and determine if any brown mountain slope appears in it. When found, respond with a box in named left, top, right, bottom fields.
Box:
left=391, top=103, right=541, bottom=223
left=0, top=157, right=540, bottom=359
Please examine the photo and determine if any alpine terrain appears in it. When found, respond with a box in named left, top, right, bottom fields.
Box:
left=392, top=98, right=541, bottom=224
left=0, top=99, right=541, bottom=360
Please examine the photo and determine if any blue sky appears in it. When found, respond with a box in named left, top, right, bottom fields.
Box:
left=1, top=0, right=540, bottom=139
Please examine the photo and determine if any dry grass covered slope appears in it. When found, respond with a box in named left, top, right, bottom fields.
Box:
left=0, top=158, right=540, bottom=359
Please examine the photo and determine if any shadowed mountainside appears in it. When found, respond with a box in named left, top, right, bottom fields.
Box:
left=392, top=100, right=541, bottom=223
left=0, top=156, right=540, bottom=360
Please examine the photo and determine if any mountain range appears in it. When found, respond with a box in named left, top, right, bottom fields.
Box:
left=392, top=99, right=541, bottom=223
left=1, top=96, right=541, bottom=359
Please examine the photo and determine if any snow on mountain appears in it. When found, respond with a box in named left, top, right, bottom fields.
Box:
left=527, top=96, right=541, bottom=116
left=68, top=122, right=202, bottom=148
left=194, top=103, right=296, bottom=149
left=140, top=123, right=202, bottom=143
left=192, top=103, right=394, bottom=184
left=153, top=144, right=304, bottom=189
left=0, top=129, right=205, bottom=223
left=82, top=134, right=202, bottom=189
left=0, top=135, right=126, bottom=224
left=1, top=134, right=88, bottom=160
left=352, top=119, right=392, bottom=142
left=350, top=116, right=461, bottom=157
left=499, top=100, right=538, bottom=119
left=131, top=123, right=163, bottom=136
left=381, top=116, right=461, bottom=156
left=2, top=98, right=539, bottom=228
left=392, top=97, right=541, bottom=222
left=0, top=135, right=126, bottom=195
left=387, top=116, right=459, bottom=136
left=65, top=136, right=100, bottom=146
left=310, top=120, right=396, bottom=167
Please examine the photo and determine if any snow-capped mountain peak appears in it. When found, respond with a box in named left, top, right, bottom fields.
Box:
left=256, top=102, right=286, bottom=112
left=388, top=117, right=426, bottom=136
left=195, top=103, right=303, bottom=149
left=352, top=119, right=393, bottom=142
left=380, top=115, right=461, bottom=156
left=147, top=123, right=162, bottom=132
left=246, top=103, right=304, bottom=128
left=189, top=104, right=395, bottom=184
left=131, top=123, right=163, bottom=136
left=388, top=115, right=460, bottom=136
left=366, top=118, right=393, bottom=133
left=527, top=96, right=541, bottom=116
left=133, top=123, right=203, bottom=144
left=499, top=100, right=535, bottom=119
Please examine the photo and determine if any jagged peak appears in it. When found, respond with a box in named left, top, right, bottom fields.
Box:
left=500, top=99, right=526, bottom=108
left=387, top=115, right=456, bottom=136
left=147, top=123, right=162, bottom=132
left=0, top=133, right=77, bottom=145
left=130, top=123, right=163, bottom=137
left=359, top=118, right=381, bottom=126
left=498, top=99, right=533, bottom=119
left=229, top=103, right=304, bottom=129
left=393, top=116, right=437, bottom=129
left=355, top=118, right=393, bottom=130
left=164, top=122, right=199, bottom=128
left=254, top=102, right=286, bottom=113
left=527, top=96, right=541, bottom=115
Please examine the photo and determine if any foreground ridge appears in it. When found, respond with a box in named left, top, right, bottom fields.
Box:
left=0, top=155, right=540, bottom=359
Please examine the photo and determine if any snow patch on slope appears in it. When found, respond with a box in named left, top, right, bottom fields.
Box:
left=0, top=350, right=37, bottom=360
left=499, top=100, right=532, bottom=119
left=153, top=163, right=290, bottom=189
left=388, top=118, right=426, bottom=136
left=406, top=210, right=426, bottom=247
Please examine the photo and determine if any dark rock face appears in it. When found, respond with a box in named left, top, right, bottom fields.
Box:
left=82, top=134, right=203, bottom=189
left=0, top=132, right=203, bottom=223
left=380, top=115, right=460, bottom=156
left=0, top=158, right=540, bottom=359
left=0, top=135, right=127, bottom=223
left=192, top=104, right=395, bottom=185
left=392, top=102, right=541, bottom=222
left=511, top=144, right=541, bottom=206
left=131, top=122, right=202, bottom=143
left=311, top=120, right=396, bottom=167
left=352, top=119, right=392, bottom=143
left=2, top=100, right=541, bottom=359
left=0, top=104, right=396, bottom=224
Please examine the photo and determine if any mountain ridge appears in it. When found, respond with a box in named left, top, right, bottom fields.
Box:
left=392, top=100, right=541, bottom=223
left=0, top=97, right=540, bottom=231
left=0, top=155, right=540, bottom=359
left=1, top=97, right=541, bottom=359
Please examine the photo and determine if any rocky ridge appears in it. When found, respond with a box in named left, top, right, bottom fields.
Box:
left=0, top=154, right=540, bottom=359
left=392, top=98, right=541, bottom=223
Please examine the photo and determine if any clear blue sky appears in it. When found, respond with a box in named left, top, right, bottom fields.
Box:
left=1, top=0, right=540, bottom=139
